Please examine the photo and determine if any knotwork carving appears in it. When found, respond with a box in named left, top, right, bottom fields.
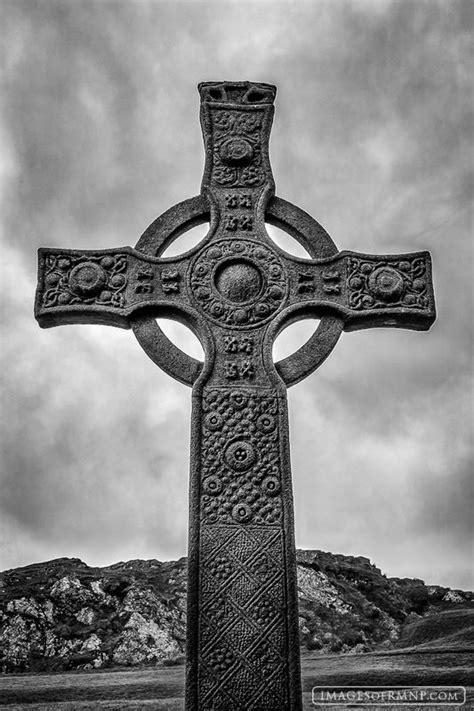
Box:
left=201, top=389, right=281, bottom=526
left=41, top=253, right=128, bottom=308
left=348, top=255, right=429, bottom=310
left=199, top=524, right=289, bottom=710
left=210, top=108, right=265, bottom=187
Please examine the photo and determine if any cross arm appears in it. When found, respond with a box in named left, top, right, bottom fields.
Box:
left=35, top=247, right=190, bottom=329
left=283, top=250, right=435, bottom=331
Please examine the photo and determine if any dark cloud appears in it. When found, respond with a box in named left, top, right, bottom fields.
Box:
left=1, top=0, right=472, bottom=588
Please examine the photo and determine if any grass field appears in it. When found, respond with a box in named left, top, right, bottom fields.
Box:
left=0, top=648, right=472, bottom=710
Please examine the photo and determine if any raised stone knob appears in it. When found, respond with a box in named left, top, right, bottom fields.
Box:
left=68, top=262, right=107, bottom=297
left=368, top=266, right=405, bottom=301
left=219, top=137, right=255, bottom=166
left=214, top=259, right=263, bottom=302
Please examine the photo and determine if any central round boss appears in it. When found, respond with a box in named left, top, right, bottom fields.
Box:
left=188, top=238, right=288, bottom=328
left=214, top=259, right=263, bottom=303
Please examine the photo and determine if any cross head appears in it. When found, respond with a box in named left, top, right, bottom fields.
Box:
left=35, top=81, right=436, bottom=710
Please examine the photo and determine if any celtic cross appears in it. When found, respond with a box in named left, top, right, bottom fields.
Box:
left=35, top=81, right=435, bottom=710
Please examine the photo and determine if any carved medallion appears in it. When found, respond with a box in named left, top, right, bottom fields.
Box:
left=189, top=239, right=287, bottom=328
left=41, top=253, right=128, bottom=308
left=348, top=255, right=429, bottom=310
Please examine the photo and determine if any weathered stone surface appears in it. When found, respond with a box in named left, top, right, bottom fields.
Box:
left=34, top=81, right=436, bottom=710
left=1, top=552, right=471, bottom=673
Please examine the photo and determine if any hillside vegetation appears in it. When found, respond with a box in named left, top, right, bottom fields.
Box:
left=1, top=551, right=472, bottom=673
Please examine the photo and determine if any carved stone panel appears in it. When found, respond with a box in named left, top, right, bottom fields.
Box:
left=194, top=387, right=295, bottom=710
left=201, top=389, right=282, bottom=526
left=347, top=255, right=430, bottom=310
left=41, top=253, right=128, bottom=309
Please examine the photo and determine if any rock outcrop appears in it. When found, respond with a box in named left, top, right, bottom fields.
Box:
left=1, top=551, right=471, bottom=672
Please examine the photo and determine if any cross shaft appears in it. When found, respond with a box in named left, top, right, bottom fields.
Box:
left=35, top=81, right=435, bottom=710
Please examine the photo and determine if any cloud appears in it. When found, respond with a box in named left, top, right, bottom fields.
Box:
left=1, top=0, right=472, bottom=588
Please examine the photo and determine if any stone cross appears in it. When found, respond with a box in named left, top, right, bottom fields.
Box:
left=35, top=81, right=436, bottom=710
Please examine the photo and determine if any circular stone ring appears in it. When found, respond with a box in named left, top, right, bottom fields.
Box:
left=131, top=195, right=344, bottom=388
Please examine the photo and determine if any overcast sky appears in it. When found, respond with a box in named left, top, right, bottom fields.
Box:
left=1, top=0, right=472, bottom=590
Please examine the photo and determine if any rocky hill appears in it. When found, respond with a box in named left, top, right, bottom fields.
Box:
left=1, top=551, right=472, bottom=673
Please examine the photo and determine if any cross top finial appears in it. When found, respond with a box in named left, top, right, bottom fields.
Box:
left=198, top=81, right=276, bottom=104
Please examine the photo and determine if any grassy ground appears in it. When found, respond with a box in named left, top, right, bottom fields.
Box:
left=301, top=648, right=474, bottom=687
left=0, top=649, right=472, bottom=709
